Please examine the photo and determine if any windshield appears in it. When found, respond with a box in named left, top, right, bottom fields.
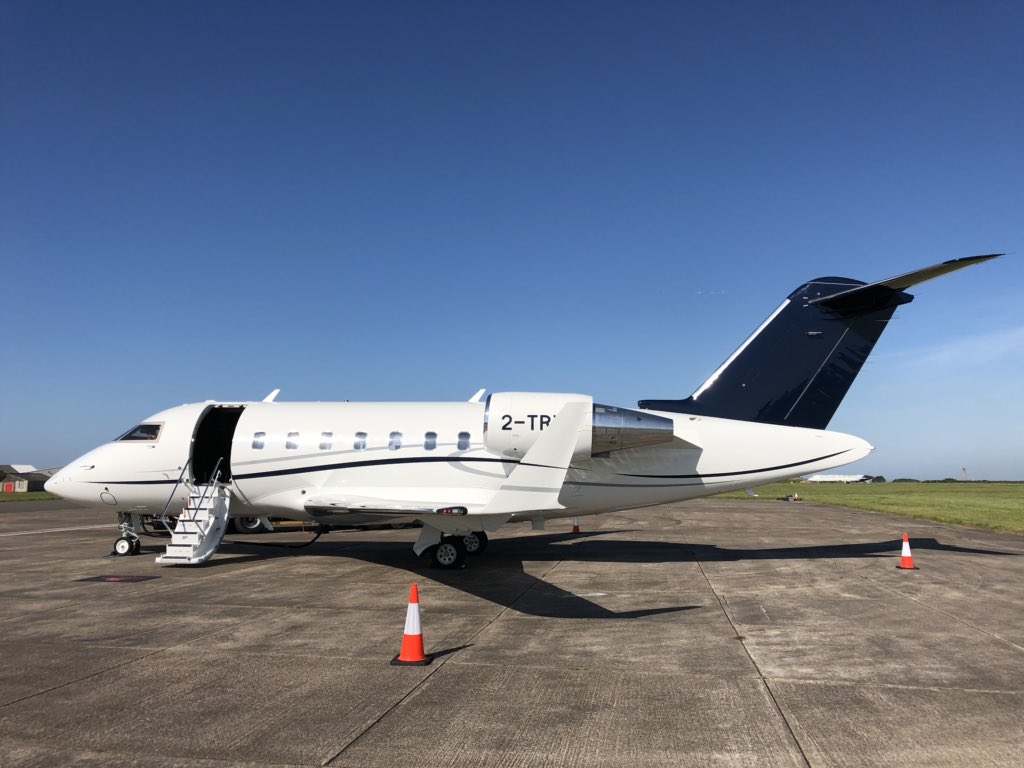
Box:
left=116, top=423, right=162, bottom=441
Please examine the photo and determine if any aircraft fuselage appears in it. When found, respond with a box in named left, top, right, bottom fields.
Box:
left=47, top=398, right=871, bottom=525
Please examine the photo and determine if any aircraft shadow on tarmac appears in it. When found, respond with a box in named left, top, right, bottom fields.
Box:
left=201, top=529, right=1017, bottom=621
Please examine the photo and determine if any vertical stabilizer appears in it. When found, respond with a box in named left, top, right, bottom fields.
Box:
left=639, top=255, right=1000, bottom=429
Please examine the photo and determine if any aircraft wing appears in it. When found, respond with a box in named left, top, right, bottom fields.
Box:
left=304, top=494, right=483, bottom=517
left=304, top=401, right=592, bottom=521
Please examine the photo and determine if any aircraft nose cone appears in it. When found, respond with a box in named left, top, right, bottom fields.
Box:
left=44, top=469, right=66, bottom=495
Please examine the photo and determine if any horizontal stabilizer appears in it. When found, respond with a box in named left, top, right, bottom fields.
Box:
left=811, top=254, right=1002, bottom=312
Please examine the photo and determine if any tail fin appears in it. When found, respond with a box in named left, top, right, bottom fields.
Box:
left=639, top=255, right=1000, bottom=429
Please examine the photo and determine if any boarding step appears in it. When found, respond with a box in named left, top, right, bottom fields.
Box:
left=162, top=544, right=199, bottom=559
left=175, top=518, right=212, bottom=535
left=156, top=483, right=231, bottom=566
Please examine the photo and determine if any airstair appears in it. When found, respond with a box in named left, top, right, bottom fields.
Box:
left=155, top=459, right=231, bottom=566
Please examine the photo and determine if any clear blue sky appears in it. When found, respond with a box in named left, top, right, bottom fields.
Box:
left=2, top=1, right=1022, bottom=479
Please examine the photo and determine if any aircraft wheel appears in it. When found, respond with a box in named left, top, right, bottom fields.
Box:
left=463, top=531, right=488, bottom=555
left=113, top=537, right=134, bottom=556
left=232, top=516, right=266, bottom=533
left=431, top=536, right=467, bottom=569
left=130, top=538, right=142, bottom=555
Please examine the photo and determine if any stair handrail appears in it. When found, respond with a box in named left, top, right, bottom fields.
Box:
left=160, top=457, right=225, bottom=535
left=189, top=457, right=224, bottom=533
left=160, top=459, right=192, bottom=532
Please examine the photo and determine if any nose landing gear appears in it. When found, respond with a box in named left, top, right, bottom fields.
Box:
left=113, top=536, right=139, bottom=556
left=111, top=513, right=142, bottom=557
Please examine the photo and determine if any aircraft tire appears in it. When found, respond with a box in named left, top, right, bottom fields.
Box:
left=431, top=537, right=467, bottom=569
left=232, top=516, right=266, bottom=534
left=463, top=531, right=488, bottom=555
left=113, top=537, right=133, bottom=556
left=131, top=538, right=142, bottom=555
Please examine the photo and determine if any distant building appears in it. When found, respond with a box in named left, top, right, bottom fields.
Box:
left=0, top=465, right=60, bottom=493
left=803, top=473, right=873, bottom=484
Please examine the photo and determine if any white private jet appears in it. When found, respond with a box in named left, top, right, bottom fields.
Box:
left=46, top=255, right=999, bottom=568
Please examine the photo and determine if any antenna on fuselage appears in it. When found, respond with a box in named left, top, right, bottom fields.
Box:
left=468, top=388, right=486, bottom=403
left=262, top=389, right=281, bottom=403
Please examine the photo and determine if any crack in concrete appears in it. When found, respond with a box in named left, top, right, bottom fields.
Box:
left=322, top=557, right=565, bottom=766
left=685, top=535, right=814, bottom=768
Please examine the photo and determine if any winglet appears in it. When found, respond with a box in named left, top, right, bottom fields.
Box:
left=262, top=389, right=281, bottom=403
left=468, top=388, right=486, bottom=403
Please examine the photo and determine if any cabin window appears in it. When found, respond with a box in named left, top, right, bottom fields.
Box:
left=286, top=432, right=299, bottom=450
left=424, top=431, right=437, bottom=450
left=252, top=432, right=265, bottom=450
left=117, top=423, right=161, bottom=441
left=319, top=432, right=333, bottom=450
left=458, top=431, right=471, bottom=450
left=389, top=431, right=403, bottom=451
left=354, top=432, right=367, bottom=451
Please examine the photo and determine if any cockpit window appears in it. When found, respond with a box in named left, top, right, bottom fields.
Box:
left=117, top=423, right=162, bottom=441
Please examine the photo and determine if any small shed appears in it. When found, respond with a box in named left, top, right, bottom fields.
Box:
left=2, top=477, right=28, bottom=493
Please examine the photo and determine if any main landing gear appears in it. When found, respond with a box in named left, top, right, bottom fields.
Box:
left=462, top=530, right=488, bottom=555
left=430, top=536, right=467, bottom=569
left=230, top=515, right=272, bottom=534
left=420, top=529, right=490, bottom=570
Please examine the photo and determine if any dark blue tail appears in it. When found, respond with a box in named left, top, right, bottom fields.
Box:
left=639, top=255, right=1000, bottom=429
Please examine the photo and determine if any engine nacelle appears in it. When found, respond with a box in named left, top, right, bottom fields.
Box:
left=483, top=392, right=675, bottom=461
left=591, top=403, right=677, bottom=454
left=484, top=392, right=593, bottom=461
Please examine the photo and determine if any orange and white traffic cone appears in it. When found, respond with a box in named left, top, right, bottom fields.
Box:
left=391, top=583, right=433, bottom=666
left=572, top=516, right=581, bottom=534
left=896, top=533, right=919, bottom=570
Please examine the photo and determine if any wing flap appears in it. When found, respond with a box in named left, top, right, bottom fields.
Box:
left=304, top=494, right=482, bottom=517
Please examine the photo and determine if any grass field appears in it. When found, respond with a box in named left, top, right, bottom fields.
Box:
left=717, top=482, right=1024, bottom=533
left=2, top=486, right=1021, bottom=534
left=0, top=492, right=57, bottom=503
